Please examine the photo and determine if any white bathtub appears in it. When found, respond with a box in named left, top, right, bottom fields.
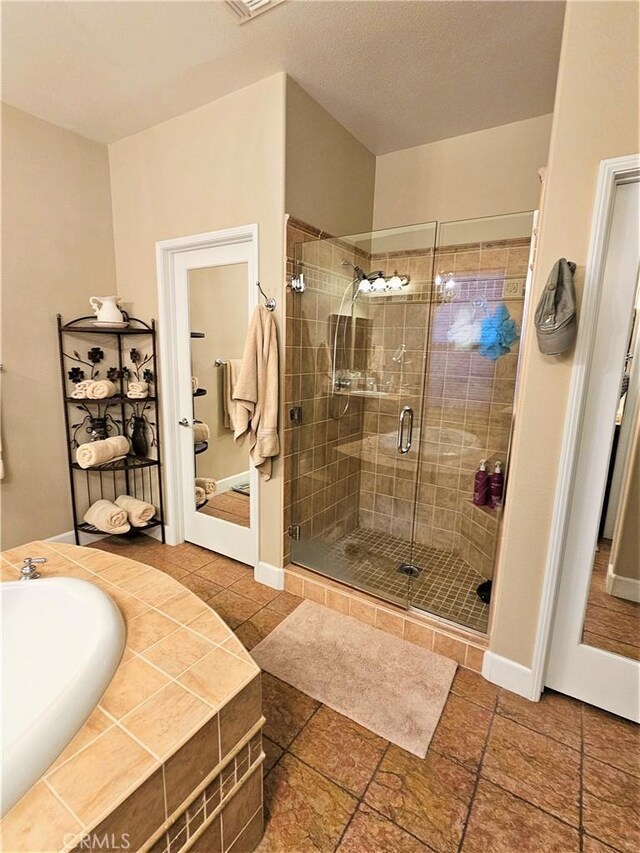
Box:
left=1, top=577, right=125, bottom=816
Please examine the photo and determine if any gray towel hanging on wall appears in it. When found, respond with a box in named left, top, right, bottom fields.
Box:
left=534, top=258, right=577, bottom=355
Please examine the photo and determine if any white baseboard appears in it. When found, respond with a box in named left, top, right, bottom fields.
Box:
left=46, top=530, right=77, bottom=544
left=255, top=561, right=284, bottom=591
left=46, top=530, right=107, bottom=546
left=46, top=526, right=165, bottom=546
left=215, top=470, right=250, bottom=493
left=482, top=651, right=540, bottom=701
left=606, top=563, right=640, bottom=603
left=142, top=526, right=164, bottom=543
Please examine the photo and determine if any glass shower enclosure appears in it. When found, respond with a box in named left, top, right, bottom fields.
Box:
left=286, top=213, right=533, bottom=633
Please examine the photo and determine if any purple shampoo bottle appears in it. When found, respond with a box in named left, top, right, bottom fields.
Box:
left=473, top=460, right=489, bottom=506
left=489, top=461, right=504, bottom=508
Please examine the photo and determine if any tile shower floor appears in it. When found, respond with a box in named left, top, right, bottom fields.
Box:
left=88, top=535, right=640, bottom=853
left=294, top=527, right=490, bottom=633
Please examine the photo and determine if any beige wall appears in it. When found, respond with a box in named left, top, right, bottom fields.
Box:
left=1, top=104, right=117, bottom=548
left=108, top=74, right=286, bottom=566
left=286, top=78, right=376, bottom=237
left=189, top=265, right=249, bottom=483
left=373, top=114, right=552, bottom=230
left=491, top=0, right=640, bottom=666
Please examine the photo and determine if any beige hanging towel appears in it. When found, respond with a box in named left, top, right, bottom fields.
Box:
left=233, top=305, right=280, bottom=480
left=222, top=358, right=242, bottom=430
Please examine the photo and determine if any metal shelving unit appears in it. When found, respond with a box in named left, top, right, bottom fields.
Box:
left=57, top=314, right=166, bottom=544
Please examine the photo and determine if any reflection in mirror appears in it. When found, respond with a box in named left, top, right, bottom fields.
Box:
left=188, top=264, right=251, bottom=528
left=583, top=272, right=640, bottom=660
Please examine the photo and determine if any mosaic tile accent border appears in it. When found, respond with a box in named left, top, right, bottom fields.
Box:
left=148, top=736, right=264, bottom=853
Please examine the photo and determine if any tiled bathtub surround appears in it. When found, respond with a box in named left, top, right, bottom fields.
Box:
left=0, top=542, right=263, bottom=853
left=284, top=216, right=529, bottom=627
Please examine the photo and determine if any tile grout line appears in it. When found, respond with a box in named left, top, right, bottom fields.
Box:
left=455, top=682, right=499, bottom=852
left=42, top=558, right=258, bottom=786
left=489, top=708, right=583, bottom=754
left=42, top=778, right=87, bottom=837
left=329, top=740, right=394, bottom=850
left=459, top=690, right=590, bottom=843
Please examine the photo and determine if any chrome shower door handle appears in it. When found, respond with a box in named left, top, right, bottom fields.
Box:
left=178, top=418, right=191, bottom=427
left=397, top=405, right=414, bottom=454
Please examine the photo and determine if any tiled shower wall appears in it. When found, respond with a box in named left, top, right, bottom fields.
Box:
left=357, top=240, right=529, bottom=578
left=284, top=216, right=529, bottom=581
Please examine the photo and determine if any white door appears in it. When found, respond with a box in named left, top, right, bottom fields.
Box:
left=171, top=241, right=259, bottom=566
left=546, top=163, right=640, bottom=721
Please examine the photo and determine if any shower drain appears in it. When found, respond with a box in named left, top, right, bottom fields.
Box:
left=397, top=562, right=422, bottom=578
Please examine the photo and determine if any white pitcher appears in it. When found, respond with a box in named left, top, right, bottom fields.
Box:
left=89, top=296, right=125, bottom=324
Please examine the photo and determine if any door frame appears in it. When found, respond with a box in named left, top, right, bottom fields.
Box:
left=530, top=154, right=640, bottom=716
left=155, top=225, right=260, bottom=566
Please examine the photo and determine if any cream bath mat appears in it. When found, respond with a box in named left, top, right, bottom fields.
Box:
left=252, top=600, right=456, bottom=757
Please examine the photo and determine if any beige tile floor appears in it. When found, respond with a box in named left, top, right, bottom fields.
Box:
left=198, top=491, right=250, bottom=527
left=92, top=533, right=639, bottom=853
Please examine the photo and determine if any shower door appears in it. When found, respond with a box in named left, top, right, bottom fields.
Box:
left=287, top=212, right=534, bottom=632
left=287, top=222, right=437, bottom=608
left=406, top=212, right=535, bottom=632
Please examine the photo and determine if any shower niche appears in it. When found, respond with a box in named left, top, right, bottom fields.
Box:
left=285, top=213, right=533, bottom=634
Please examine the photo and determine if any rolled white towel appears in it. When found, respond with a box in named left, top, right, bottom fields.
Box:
left=192, top=376, right=199, bottom=392
left=115, top=494, right=156, bottom=527
left=193, top=422, right=210, bottom=443
left=86, top=380, right=117, bottom=399
left=84, top=500, right=130, bottom=534
left=76, top=435, right=130, bottom=469
left=128, top=381, right=148, bottom=394
left=126, top=390, right=148, bottom=399
left=195, top=485, right=206, bottom=505
left=195, top=477, right=216, bottom=497
left=70, top=380, right=94, bottom=399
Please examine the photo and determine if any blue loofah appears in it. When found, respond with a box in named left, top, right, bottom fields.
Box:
left=479, top=303, right=519, bottom=360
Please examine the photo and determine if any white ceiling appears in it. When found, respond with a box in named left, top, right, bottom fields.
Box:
left=1, top=0, right=565, bottom=154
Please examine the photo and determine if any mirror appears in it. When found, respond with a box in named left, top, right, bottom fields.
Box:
left=582, top=271, right=640, bottom=660
left=188, top=263, right=251, bottom=528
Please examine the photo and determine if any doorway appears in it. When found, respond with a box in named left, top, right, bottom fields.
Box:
left=545, top=156, right=640, bottom=721
left=156, top=226, right=260, bottom=567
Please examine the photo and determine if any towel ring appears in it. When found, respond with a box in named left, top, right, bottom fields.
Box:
left=256, top=281, right=276, bottom=312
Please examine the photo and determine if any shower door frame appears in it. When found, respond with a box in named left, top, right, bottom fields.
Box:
left=288, top=215, right=537, bottom=635
left=288, top=223, right=438, bottom=612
